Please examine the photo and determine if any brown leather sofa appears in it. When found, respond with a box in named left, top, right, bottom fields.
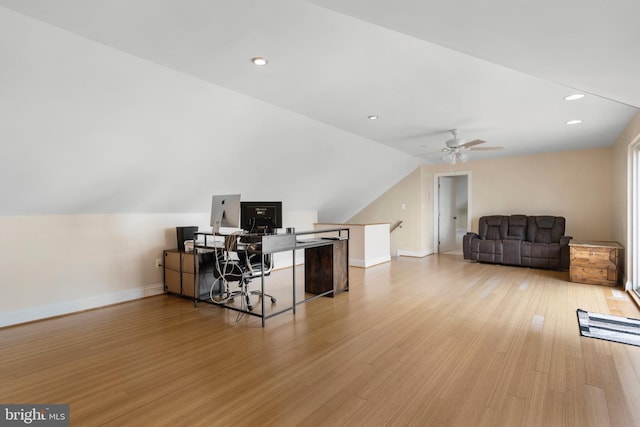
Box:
left=463, top=215, right=571, bottom=269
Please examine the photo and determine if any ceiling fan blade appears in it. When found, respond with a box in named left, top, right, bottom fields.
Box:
left=469, top=146, right=503, bottom=151
left=460, top=139, right=486, bottom=148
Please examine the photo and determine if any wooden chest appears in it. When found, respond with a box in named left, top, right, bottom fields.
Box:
left=569, top=241, right=623, bottom=287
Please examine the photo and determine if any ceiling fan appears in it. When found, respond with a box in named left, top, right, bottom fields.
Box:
left=419, top=129, right=502, bottom=164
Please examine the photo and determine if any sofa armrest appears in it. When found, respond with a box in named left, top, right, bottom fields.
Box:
left=559, top=236, right=572, bottom=269
left=462, top=232, right=479, bottom=260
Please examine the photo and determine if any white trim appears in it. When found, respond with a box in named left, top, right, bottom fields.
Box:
left=397, top=249, right=434, bottom=258
left=628, top=134, right=640, bottom=292
left=433, top=170, right=472, bottom=254
left=0, top=283, right=165, bottom=328
left=349, top=256, right=391, bottom=268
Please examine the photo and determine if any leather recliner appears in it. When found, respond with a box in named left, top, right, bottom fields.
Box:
left=463, top=215, right=571, bottom=269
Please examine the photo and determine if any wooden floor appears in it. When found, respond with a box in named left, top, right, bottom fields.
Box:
left=2, top=254, right=640, bottom=426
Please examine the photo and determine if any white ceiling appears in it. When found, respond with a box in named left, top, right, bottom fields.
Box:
left=0, top=0, right=637, bottom=164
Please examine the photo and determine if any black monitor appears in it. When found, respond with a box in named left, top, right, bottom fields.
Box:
left=210, top=194, right=241, bottom=234
left=240, top=201, right=282, bottom=234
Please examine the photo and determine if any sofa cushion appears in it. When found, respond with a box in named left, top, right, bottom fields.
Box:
left=503, top=239, right=521, bottom=265
left=472, top=239, right=503, bottom=263
left=527, top=216, right=565, bottom=244
left=521, top=241, right=561, bottom=268
left=478, top=215, right=508, bottom=240
left=507, top=215, right=527, bottom=239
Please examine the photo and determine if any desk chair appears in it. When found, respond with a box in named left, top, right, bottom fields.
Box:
left=241, top=252, right=277, bottom=310
left=209, top=233, right=277, bottom=311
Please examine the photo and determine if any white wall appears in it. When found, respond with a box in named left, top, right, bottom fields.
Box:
left=428, top=147, right=613, bottom=241
left=349, top=167, right=430, bottom=256
left=314, top=223, right=390, bottom=267
left=0, top=209, right=317, bottom=327
left=351, top=147, right=616, bottom=256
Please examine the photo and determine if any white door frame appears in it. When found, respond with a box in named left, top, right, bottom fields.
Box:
left=433, top=170, right=472, bottom=253
left=627, top=134, right=640, bottom=292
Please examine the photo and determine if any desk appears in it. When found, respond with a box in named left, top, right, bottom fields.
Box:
left=191, top=228, right=349, bottom=326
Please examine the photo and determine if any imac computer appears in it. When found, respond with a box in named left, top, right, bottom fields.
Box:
left=240, top=201, right=283, bottom=234
left=210, top=194, right=241, bottom=234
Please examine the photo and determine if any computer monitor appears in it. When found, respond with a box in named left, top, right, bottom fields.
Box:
left=240, top=201, right=282, bottom=234
left=210, top=194, right=241, bottom=234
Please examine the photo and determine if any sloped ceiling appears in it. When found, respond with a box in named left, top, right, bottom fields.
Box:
left=0, top=5, right=422, bottom=220
left=0, top=0, right=638, bottom=220
left=316, top=0, right=640, bottom=108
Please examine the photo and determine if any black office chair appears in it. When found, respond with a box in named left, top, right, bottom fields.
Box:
left=209, top=233, right=277, bottom=311
left=241, top=252, right=277, bottom=310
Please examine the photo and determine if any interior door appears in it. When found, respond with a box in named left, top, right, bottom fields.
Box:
left=438, top=176, right=457, bottom=252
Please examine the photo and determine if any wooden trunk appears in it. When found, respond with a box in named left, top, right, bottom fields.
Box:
left=569, top=241, right=623, bottom=287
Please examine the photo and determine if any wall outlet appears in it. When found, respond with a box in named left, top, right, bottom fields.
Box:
left=155, top=258, right=163, bottom=269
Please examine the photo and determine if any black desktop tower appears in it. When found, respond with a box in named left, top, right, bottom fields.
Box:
left=176, top=226, right=198, bottom=252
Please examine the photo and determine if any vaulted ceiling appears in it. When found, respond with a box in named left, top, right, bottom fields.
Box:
left=1, top=0, right=638, bottom=219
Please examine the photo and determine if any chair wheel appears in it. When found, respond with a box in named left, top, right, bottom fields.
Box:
left=270, top=297, right=277, bottom=303
left=247, top=305, right=253, bottom=311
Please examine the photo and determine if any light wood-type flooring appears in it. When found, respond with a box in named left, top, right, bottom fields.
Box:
left=1, top=254, right=640, bottom=426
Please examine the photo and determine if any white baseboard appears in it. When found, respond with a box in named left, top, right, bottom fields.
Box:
left=397, top=249, right=434, bottom=258
left=350, top=255, right=391, bottom=268
left=0, top=283, right=165, bottom=329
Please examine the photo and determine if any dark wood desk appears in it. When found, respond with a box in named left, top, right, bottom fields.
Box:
left=304, top=239, right=348, bottom=297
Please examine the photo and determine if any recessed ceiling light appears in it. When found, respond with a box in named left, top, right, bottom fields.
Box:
left=251, top=57, right=268, bottom=66
left=564, top=94, right=585, bottom=101
left=368, top=115, right=379, bottom=120
left=566, top=119, right=583, bottom=125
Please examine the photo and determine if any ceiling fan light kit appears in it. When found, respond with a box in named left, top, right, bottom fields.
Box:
left=441, top=147, right=469, bottom=164
left=443, top=152, right=456, bottom=164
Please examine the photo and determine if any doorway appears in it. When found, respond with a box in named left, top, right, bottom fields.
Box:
left=434, top=172, right=470, bottom=254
